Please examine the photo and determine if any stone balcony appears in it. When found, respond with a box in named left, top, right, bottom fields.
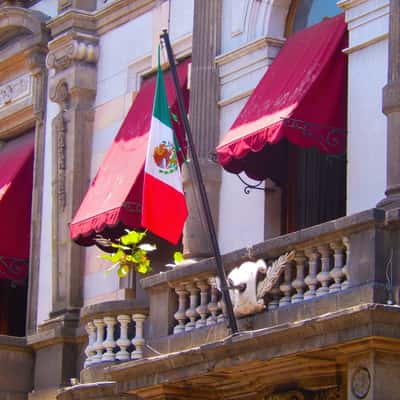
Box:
left=76, top=208, right=400, bottom=399
left=140, top=208, right=397, bottom=347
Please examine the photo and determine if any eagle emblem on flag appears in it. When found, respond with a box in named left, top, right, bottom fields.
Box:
left=152, top=140, right=178, bottom=174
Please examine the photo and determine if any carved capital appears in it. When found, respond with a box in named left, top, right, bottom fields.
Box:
left=46, top=39, right=99, bottom=71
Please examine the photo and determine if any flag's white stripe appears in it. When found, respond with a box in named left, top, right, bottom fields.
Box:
left=144, top=116, right=184, bottom=194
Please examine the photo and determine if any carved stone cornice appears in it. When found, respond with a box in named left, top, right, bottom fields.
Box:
left=47, top=9, right=96, bottom=38
left=46, top=0, right=156, bottom=38
left=46, top=31, right=98, bottom=71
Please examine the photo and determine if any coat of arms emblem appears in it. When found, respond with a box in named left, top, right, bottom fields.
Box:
left=152, top=140, right=178, bottom=174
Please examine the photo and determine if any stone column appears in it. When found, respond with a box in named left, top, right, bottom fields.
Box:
left=379, top=0, right=400, bottom=209
left=183, top=0, right=222, bottom=258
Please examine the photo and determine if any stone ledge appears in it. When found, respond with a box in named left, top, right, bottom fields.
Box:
left=0, top=335, right=31, bottom=351
left=141, top=208, right=385, bottom=289
left=80, top=300, right=149, bottom=324
left=144, top=282, right=386, bottom=356
left=57, top=381, right=138, bottom=400
left=106, top=303, right=400, bottom=392
left=27, top=312, right=84, bottom=349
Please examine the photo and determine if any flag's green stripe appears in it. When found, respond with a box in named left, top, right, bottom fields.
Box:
left=153, top=46, right=172, bottom=128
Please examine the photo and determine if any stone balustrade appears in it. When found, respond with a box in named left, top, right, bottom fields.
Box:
left=169, top=238, right=350, bottom=333
left=172, top=277, right=225, bottom=333
left=142, top=208, right=390, bottom=340
left=80, top=301, right=148, bottom=368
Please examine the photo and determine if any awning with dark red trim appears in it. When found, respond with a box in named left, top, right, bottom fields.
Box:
left=70, top=60, right=190, bottom=246
left=216, top=14, right=347, bottom=181
left=0, top=132, right=34, bottom=281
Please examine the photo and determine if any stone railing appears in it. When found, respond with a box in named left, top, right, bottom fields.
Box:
left=142, top=209, right=395, bottom=340
left=80, top=301, right=148, bottom=368
left=172, top=277, right=225, bottom=333
left=169, top=238, right=350, bottom=334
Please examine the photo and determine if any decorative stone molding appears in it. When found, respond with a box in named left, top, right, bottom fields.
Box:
left=95, top=0, right=155, bottom=35
left=0, top=74, right=31, bottom=109
left=351, top=367, right=371, bottom=399
left=51, top=80, right=69, bottom=211
left=216, top=36, right=284, bottom=108
left=46, top=39, right=99, bottom=71
left=228, top=0, right=291, bottom=43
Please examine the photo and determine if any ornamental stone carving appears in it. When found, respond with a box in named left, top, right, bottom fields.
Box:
left=225, top=251, right=295, bottom=318
left=46, top=40, right=99, bottom=71
left=51, top=80, right=70, bottom=211
left=351, top=367, right=370, bottom=399
left=0, top=75, right=32, bottom=109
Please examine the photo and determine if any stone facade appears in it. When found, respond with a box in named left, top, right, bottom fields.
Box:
left=0, top=0, right=399, bottom=400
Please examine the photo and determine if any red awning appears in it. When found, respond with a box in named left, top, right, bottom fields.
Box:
left=0, top=132, right=34, bottom=281
left=70, top=60, right=190, bottom=246
left=216, top=14, right=347, bottom=181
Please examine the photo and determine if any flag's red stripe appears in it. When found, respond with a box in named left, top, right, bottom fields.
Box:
left=141, top=173, right=188, bottom=244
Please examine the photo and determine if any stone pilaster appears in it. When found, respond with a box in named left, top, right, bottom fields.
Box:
left=46, top=31, right=98, bottom=320
left=379, top=0, right=400, bottom=209
left=27, top=49, right=49, bottom=336
left=183, top=0, right=222, bottom=258
left=347, top=351, right=400, bottom=400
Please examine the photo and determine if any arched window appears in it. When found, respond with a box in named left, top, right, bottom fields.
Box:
left=293, top=0, right=341, bottom=31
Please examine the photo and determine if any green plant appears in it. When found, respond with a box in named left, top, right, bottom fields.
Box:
left=98, top=230, right=156, bottom=277
left=165, top=251, right=185, bottom=267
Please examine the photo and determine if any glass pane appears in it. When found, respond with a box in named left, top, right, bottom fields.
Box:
left=293, top=0, right=341, bottom=32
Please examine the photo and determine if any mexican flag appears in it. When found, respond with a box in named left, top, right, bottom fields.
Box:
left=141, top=54, right=188, bottom=244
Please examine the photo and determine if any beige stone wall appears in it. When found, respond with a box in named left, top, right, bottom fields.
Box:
left=0, top=337, right=33, bottom=399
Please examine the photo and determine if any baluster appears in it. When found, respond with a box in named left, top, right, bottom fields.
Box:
left=195, top=280, right=209, bottom=328
left=304, top=248, right=320, bottom=299
left=207, top=277, right=218, bottom=326
left=92, top=319, right=105, bottom=363
left=341, top=237, right=350, bottom=290
left=131, top=314, right=146, bottom=359
left=292, top=251, right=307, bottom=303
left=185, top=282, right=200, bottom=331
left=267, top=282, right=282, bottom=310
left=102, top=316, right=116, bottom=362
left=279, top=260, right=293, bottom=306
left=116, top=314, right=131, bottom=361
left=329, top=240, right=345, bottom=293
left=84, top=321, right=96, bottom=368
left=316, top=244, right=332, bottom=296
left=173, top=284, right=188, bottom=334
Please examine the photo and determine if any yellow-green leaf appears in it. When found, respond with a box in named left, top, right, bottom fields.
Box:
left=173, top=251, right=184, bottom=264
left=121, top=230, right=146, bottom=245
left=117, top=264, right=129, bottom=278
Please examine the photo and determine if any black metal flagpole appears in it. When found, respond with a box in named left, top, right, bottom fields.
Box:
left=161, top=30, right=238, bottom=335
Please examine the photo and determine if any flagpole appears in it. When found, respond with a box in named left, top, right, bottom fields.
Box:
left=160, top=30, right=239, bottom=335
